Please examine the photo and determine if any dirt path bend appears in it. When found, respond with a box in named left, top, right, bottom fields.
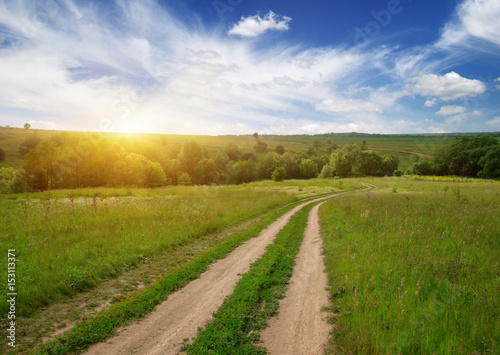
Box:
left=86, top=194, right=341, bottom=355
left=259, top=201, right=331, bottom=355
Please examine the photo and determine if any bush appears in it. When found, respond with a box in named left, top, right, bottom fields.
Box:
left=178, top=172, right=192, bottom=186
left=300, top=159, right=319, bottom=179
left=271, top=166, right=287, bottom=182
left=0, top=147, right=5, bottom=161
left=320, top=164, right=333, bottom=178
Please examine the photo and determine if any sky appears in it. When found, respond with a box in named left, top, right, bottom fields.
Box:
left=0, top=0, right=499, bottom=135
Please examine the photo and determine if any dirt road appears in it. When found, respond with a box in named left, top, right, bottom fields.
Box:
left=259, top=201, right=331, bottom=354
left=86, top=194, right=340, bottom=355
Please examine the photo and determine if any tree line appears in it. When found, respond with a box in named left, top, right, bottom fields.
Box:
left=0, top=132, right=402, bottom=193
left=410, top=135, right=500, bottom=178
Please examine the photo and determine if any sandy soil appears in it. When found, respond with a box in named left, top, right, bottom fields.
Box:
left=259, top=202, right=331, bottom=354
left=86, top=194, right=337, bottom=355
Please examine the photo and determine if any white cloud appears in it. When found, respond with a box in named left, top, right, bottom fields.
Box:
left=424, top=99, right=438, bottom=107
left=315, top=99, right=383, bottom=115
left=495, top=77, right=500, bottom=90
left=228, top=11, right=291, bottom=37
left=410, top=72, right=486, bottom=101
left=436, top=105, right=468, bottom=116
left=485, top=117, right=500, bottom=129
left=439, top=0, right=500, bottom=48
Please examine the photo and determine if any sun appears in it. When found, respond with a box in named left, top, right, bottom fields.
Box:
left=119, top=121, right=142, bottom=134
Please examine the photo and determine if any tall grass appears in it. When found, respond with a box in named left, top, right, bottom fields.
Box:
left=0, top=186, right=296, bottom=316
left=320, top=180, right=499, bottom=354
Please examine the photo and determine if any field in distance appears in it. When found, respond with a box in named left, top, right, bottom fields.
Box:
left=3, top=126, right=496, bottom=171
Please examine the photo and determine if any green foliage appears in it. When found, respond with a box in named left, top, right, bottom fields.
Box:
left=330, top=151, right=352, bottom=176
left=320, top=164, right=333, bottom=178
left=479, top=145, right=500, bottom=178
left=254, top=140, right=268, bottom=153
left=299, top=158, right=319, bottom=179
left=327, top=144, right=398, bottom=177
left=275, top=144, right=285, bottom=155
left=419, top=135, right=500, bottom=178
left=146, top=160, right=167, bottom=187
left=178, top=172, right=192, bottom=186
left=271, top=166, right=287, bottom=182
left=320, top=180, right=500, bottom=354
left=19, top=133, right=41, bottom=157
left=0, top=167, right=15, bottom=180
left=225, top=143, right=241, bottom=161
left=184, top=203, right=314, bottom=354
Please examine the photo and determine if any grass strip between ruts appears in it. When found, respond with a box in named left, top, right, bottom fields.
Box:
left=32, top=199, right=311, bottom=355
left=183, top=203, right=316, bottom=354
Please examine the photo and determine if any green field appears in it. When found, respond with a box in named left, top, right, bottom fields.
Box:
left=1, top=133, right=499, bottom=354
left=0, top=126, right=465, bottom=170
left=320, top=178, right=500, bottom=354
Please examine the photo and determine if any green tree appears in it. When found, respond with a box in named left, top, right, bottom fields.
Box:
left=357, top=150, right=383, bottom=176
left=146, top=160, right=167, bottom=187
left=300, top=159, right=319, bottom=179
left=271, top=166, right=287, bottom=182
left=0, top=167, right=15, bottom=180
left=225, top=143, right=241, bottom=161
left=24, top=122, right=31, bottom=129
left=230, top=160, right=254, bottom=184
left=178, top=139, right=206, bottom=177
left=194, top=158, right=217, bottom=185
left=178, top=172, right=192, bottom=186
left=275, top=145, right=285, bottom=155
left=381, top=155, right=399, bottom=176
left=19, top=134, right=41, bottom=157
left=479, top=145, right=500, bottom=178
left=124, top=153, right=149, bottom=186
left=24, top=138, right=60, bottom=190
left=253, top=140, right=268, bottom=153
left=320, top=164, right=333, bottom=178
left=330, top=151, right=351, bottom=176
left=413, top=160, right=434, bottom=176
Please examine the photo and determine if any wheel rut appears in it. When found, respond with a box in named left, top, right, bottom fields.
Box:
left=86, top=193, right=342, bottom=355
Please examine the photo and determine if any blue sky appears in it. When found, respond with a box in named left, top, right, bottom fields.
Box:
left=0, top=0, right=499, bottom=135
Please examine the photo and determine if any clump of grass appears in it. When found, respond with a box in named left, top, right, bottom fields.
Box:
left=183, top=203, right=315, bottom=354
left=320, top=181, right=499, bottom=354
left=0, top=186, right=296, bottom=317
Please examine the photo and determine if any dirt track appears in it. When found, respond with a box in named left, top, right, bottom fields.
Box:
left=86, top=194, right=339, bottom=355
left=259, top=202, right=331, bottom=354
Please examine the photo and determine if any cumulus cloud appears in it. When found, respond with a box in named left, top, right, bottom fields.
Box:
left=486, top=117, right=500, bottom=128
left=436, top=105, right=468, bottom=116
left=424, top=99, right=438, bottom=107
left=228, top=11, right=291, bottom=37
left=315, top=99, right=383, bottom=115
left=439, top=0, right=500, bottom=48
left=410, top=72, right=486, bottom=101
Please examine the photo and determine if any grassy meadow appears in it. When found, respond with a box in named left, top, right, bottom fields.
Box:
left=320, top=178, right=500, bottom=354
left=0, top=186, right=301, bottom=317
